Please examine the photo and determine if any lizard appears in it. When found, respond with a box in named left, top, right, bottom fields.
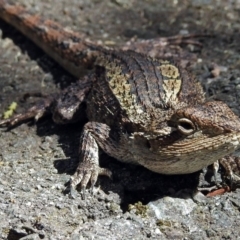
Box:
left=0, top=0, right=240, bottom=197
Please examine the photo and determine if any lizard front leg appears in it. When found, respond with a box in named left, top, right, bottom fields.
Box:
left=0, top=76, right=92, bottom=127
left=70, top=122, right=117, bottom=196
left=0, top=96, right=54, bottom=127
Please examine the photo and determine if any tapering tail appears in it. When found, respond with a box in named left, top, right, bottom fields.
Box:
left=0, top=0, right=105, bottom=78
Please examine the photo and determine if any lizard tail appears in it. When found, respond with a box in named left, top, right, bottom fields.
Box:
left=0, top=1, right=105, bottom=78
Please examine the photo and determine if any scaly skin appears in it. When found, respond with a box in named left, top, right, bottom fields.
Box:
left=0, top=0, right=240, bottom=197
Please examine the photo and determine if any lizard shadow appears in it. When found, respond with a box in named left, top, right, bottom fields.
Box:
left=102, top=162, right=201, bottom=211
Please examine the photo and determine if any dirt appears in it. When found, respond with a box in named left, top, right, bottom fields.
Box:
left=0, top=0, right=240, bottom=239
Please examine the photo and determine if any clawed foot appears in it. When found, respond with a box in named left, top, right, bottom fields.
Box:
left=199, top=157, right=240, bottom=197
left=218, top=156, right=240, bottom=188
left=138, top=33, right=208, bottom=47
left=0, top=99, right=52, bottom=127
left=69, top=163, right=112, bottom=199
left=122, top=33, right=210, bottom=57
left=152, top=33, right=210, bottom=47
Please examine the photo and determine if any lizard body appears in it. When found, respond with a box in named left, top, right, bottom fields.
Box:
left=0, top=0, right=240, bottom=195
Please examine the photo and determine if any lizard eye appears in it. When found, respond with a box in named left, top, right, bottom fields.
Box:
left=177, top=118, right=195, bottom=135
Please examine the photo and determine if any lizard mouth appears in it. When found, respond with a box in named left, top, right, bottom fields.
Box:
left=160, top=131, right=240, bottom=154
left=144, top=132, right=240, bottom=175
left=145, top=128, right=240, bottom=151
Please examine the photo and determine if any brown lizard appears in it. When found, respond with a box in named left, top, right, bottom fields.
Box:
left=0, top=0, right=240, bottom=197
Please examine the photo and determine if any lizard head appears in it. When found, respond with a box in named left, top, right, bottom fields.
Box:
left=144, top=101, right=240, bottom=175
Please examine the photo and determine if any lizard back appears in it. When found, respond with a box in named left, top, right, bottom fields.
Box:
left=87, top=50, right=205, bottom=133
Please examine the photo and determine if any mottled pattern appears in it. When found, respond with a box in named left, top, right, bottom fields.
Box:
left=0, top=0, right=240, bottom=194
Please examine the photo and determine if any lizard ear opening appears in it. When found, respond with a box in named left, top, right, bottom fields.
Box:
left=177, top=118, right=195, bottom=135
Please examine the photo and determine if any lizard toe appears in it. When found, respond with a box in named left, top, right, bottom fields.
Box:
left=70, top=163, right=112, bottom=196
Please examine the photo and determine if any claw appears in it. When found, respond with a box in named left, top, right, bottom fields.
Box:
left=81, top=186, right=86, bottom=200
left=80, top=171, right=92, bottom=189
left=90, top=185, right=94, bottom=195
left=69, top=185, right=77, bottom=199
left=99, top=167, right=112, bottom=179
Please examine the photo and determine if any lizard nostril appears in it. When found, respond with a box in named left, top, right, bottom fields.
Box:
left=177, top=118, right=195, bottom=135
